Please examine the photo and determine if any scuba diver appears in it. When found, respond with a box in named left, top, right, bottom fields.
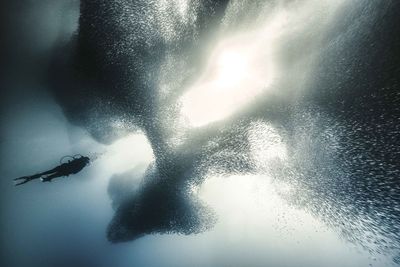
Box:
left=14, top=155, right=90, bottom=186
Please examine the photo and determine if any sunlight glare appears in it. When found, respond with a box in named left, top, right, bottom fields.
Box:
left=101, top=134, right=154, bottom=174
left=180, top=41, right=274, bottom=127
left=216, top=50, right=249, bottom=88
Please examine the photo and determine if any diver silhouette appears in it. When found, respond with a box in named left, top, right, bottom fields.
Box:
left=14, top=155, right=90, bottom=186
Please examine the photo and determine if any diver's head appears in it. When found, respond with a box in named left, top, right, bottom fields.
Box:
left=77, top=156, right=90, bottom=164
left=82, top=156, right=90, bottom=164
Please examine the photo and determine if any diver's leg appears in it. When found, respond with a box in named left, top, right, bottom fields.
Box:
left=14, top=177, right=34, bottom=186
left=14, top=174, right=38, bottom=181
left=38, top=167, right=60, bottom=176
left=14, top=167, right=61, bottom=185
left=36, top=166, right=62, bottom=182
left=14, top=166, right=59, bottom=181
left=41, top=172, right=63, bottom=182
left=14, top=173, right=46, bottom=186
